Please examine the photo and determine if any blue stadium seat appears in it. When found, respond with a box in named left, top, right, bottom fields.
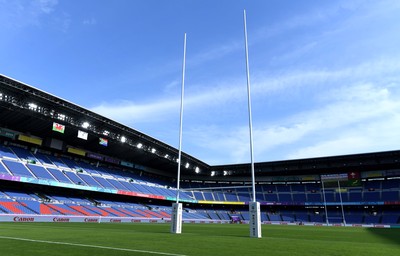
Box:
left=27, top=164, right=57, bottom=181
left=324, top=192, right=335, bottom=202
left=207, top=211, right=220, bottom=220
left=268, top=214, right=282, bottom=222
left=0, top=146, right=17, bottom=159
left=203, top=192, right=214, bottom=201
left=364, top=215, right=381, bottom=224
left=349, top=191, right=362, bottom=201
left=4, top=191, right=34, bottom=200
left=363, top=180, right=381, bottom=190
left=47, top=168, right=73, bottom=183
left=92, top=176, right=117, bottom=189
left=381, top=215, right=399, bottom=224
left=279, top=193, right=292, bottom=202
left=214, top=192, right=225, bottom=201
left=293, top=193, right=306, bottom=202
left=34, top=153, right=54, bottom=165
left=216, top=210, right=230, bottom=220
left=382, top=179, right=400, bottom=189
left=193, top=192, right=204, bottom=200
left=241, top=211, right=250, bottom=220
left=262, top=185, right=276, bottom=193
left=276, top=185, right=291, bottom=192
left=291, top=184, right=306, bottom=192
left=382, top=191, right=399, bottom=201
left=9, top=146, right=38, bottom=162
left=106, top=179, right=128, bottom=190
left=336, top=191, right=349, bottom=202
left=363, top=192, right=380, bottom=201
left=237, top=193, right=250, bottom=202
left=17, top=200, right=41, bottom=214
left=46, top=155, right=69, bottom=168
left=310, top=214, right=324, bottom=223
left=307, top=193, right=322, bottom=202
left=265, top=193, right=278, bottom=202
left=296, top=214, right=309, bottom=222
left=63, top=171, right=86, bottom=185
left=255, top=193, right=265, bottom=201
left=345, top=214, right=363, bottom=224
left=2, top=160, right=35, bottom=178
left=0, top=162, right=11, bottom=175
left=77, top=173, right=102, bottom=187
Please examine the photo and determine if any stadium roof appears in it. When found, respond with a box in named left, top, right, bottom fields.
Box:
left=210, top=150, right=400, bottom=180
left=1, top=74, right=400, bottom=181
left=0, top=74, right=210, bottom=177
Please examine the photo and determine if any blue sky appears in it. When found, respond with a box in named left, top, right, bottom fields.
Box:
left=1, top=0, right=400, bottom=166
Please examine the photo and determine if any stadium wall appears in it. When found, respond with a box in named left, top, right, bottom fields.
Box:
left=1, top=214, right=396, bottom=228
left=0, top=214, right=230, bottom=224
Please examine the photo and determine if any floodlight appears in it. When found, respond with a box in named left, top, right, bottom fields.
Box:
left=185, top=163, right=190, bottom=169
left=164, top=154, right=169, bottom=159
left=223, top=170, right=228, bottom=176
left=211, top=171, right=216, bottom=177
left=195, top=167, right=200, bottom=174
left=103, top=130, right=110, bottom=136
left=137, top=143, right=143, bottom=149
left=82, top=122, right=90, bottom=129
left=151, top=148, right=156, bottom=153
left=57, top=113, right=66, bottom=121
left=28, top=103, right=38, bottom=110
left=120, top=136, right=127, bottom=143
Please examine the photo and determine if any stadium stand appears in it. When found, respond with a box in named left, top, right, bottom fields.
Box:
left=27, top=164, right=57, bottom=181
left=1, top=74, right=399, bottom=226
left=0, top=145, right=17, bottom=159
left=2, top=160, right=35, bottom=178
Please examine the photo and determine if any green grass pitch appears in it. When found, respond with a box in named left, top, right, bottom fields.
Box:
left=0, top=222, right=399, bottom=256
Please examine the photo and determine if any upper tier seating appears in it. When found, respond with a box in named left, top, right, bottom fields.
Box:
left=0, top=145, right=17, bottom=159
left=0, top=145, right=194, bottom=201
left=180, top=179, right=400, bottom=204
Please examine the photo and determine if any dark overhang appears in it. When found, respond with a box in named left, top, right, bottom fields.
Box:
left=210, top=150, right=400, bottom=179
left=0, top=74, right=210, bottom=177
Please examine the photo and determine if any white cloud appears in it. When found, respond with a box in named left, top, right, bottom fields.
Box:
left=253, top=0, right=400, bottom=43
left=288, top=129, right=397, bottom=160
left=91, top=57, right=400, bottom=133
left=266, top=83, right=400, bottom=158
left=183, top=68, right=400, bottom=164
left=35, top=0, right=58, bottom=14
left=188, top=41, right=242, bottom=67
left=253, top=59, right=400, bottom=96
left=91, top=99, right=180, bottom=124
left=55, top=11, right=71, bottom=33
left=90, top=76, right=247, bottom=125
left=0, top=0, right=58, bottom=29
left=83, top=17, right=97, bottom=25
left=163, top=79, right=180, bottom=94
left=288, top=109, right=400, bottom=160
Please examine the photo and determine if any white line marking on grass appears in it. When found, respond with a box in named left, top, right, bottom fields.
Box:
left=0, top=236, right=188, bottom=256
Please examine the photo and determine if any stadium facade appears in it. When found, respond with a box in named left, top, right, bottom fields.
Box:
left=0, top=74, right=399, bottom=226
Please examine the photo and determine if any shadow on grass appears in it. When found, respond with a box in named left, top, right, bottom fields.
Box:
left=366, top=227, right=400, bottom=245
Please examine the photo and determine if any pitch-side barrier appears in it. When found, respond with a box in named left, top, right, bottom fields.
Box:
left=0, top=214, right=230, bottom=224
left=0, top=214, right=393, bottom=228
